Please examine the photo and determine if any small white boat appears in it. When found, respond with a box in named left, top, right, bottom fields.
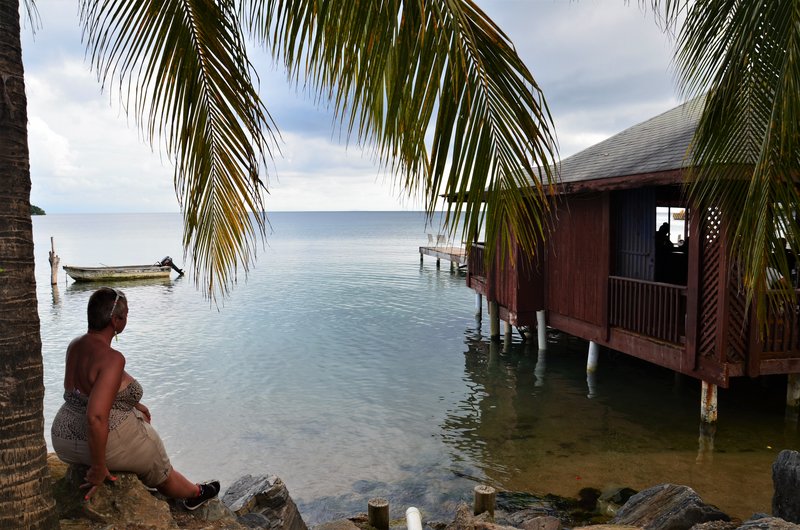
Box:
left=63, top=257, right=184, bottom=282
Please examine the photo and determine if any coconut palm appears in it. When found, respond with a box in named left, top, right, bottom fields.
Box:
left=650, top=0, right=800, bottom=324
left=0, top=0, right=556, bottom=526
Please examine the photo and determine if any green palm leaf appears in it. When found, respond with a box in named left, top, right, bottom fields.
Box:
left=668, top=0, right=800, bottom=325
left=79, top=0, right=277, bottom=299
left=243, top=0, right=558, bottom=263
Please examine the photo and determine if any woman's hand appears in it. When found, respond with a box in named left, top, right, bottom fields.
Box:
left=80, top=464, right=116, bottom=500
left=134, top=403, right=151, bottom=423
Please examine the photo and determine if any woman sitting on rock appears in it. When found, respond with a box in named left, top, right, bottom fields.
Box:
left=51, top=287, right=219, bottom=510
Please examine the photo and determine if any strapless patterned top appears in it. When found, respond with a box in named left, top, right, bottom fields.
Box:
left=51, top=379, right=143, bottom=441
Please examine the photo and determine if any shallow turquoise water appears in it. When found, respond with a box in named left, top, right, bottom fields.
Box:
left=33, top=212, right=798, bottom=523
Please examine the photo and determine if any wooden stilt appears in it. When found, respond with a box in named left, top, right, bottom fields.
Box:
left=504, top=320, right=513, bottom=346
left=368, top=498, right=389, bottom=530
left=696, top=422, right=716, bottom=464
left=534, top=350, right=546, bottom=387
left=48, top=237, right=60, bottom=285
left=786, top=374, right=800, bottom=423
left=587, top=341, right=599, bottom=373
left=450, top=261, right=455, bottom=273
left=473, top=485, right=496, bottom=517
left=436, top=258, right=440, bottom=269
left=536, top=310, right=547, bottom=350
left=587, top=371, right=597, bottom=399
left=489, top=301, right=500, bottom=342
left=475, top=294, right=483, bottom=318
left=700, top=380, right=718, bottom=424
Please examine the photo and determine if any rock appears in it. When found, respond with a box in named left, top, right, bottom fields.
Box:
left=444, top=503, right=521, bottom=530
left=736, top=517, right=800, bottom=530
left=611, top=484, right=729, bottom=530
left=773, top=450, right=800, bottom=523
left=572, top=524, right=642, bottom=530
left=573, top=526, right=642, bottom=530
left=313, top=520, right=362, bottom=530
left=688, top=521, right=739, bottom=530
left=53, top=464, right=176, bottom=529
left=598, top=488, right=639, bottom=517
left=222, top=474, right=308, bottom=530
left=519, top=515, right=562, bottom=530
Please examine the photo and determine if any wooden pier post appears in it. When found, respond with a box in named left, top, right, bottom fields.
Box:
left=587, top=371, right=597, bottom=399
left=700, top=381, right=718, bottom=424
left=534, top=349, right=546, bottom=387
left=475, top=294, right=483, bottom=319
left=696, top=422, right=716, bottom=464
left=786, top=374, right=800, bottom=422
left=436, top=257, right=441, bottom=269
left=473, top=485, right=496, bottom=517
left=489, top=301, right=500, bottom=342
left=48, top=237, right=60, bottom=285
left=587, top=341, right=599, bottom=373
left=536, top=310, right=547, bottom=351
left=368, top=498, right=389, bottom=530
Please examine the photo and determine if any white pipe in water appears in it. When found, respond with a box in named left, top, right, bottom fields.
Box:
left=406, top=507, right=423, bottom=530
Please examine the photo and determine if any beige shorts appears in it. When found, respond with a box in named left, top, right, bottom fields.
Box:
left=52, top=409, right=172, bottom=487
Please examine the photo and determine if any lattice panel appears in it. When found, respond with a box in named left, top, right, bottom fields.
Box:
left=726, top=264, right=748, bottom=363
left=698, top=207, right=722, bottom=359
left=704, top=207, right=722, bottom=244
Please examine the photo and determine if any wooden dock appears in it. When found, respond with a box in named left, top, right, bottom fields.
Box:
left=419, top=246, right=467, bottom=268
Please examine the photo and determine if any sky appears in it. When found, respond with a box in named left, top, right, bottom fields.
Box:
left=21, top=1, right=681, bottom=214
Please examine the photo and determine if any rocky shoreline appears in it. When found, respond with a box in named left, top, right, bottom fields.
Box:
left=48, top=450, right=800, bottom=530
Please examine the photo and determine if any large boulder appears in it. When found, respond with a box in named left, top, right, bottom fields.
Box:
left=773, top=450, right=800, bottom=523
left=52, top=464, right=176, bottom=529
left=610, top=484, right=729, bottom=530
left=222, top=474, right=308, bottom=530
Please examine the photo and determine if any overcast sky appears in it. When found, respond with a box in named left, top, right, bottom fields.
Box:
left=21, top=1, right=680, bottom=214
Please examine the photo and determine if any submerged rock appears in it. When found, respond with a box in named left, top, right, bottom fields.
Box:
left=610, top=483, right=729, bottom=530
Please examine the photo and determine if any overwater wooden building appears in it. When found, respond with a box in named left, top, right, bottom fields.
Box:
left=466, top=99, right=800, bottom=415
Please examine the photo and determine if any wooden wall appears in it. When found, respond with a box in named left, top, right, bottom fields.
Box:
left=545, top=193, right=610, bottom=327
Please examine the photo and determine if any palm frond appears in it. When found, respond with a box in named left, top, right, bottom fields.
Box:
left=79, top=0, right=278, bottom=300
left=242, top=0, right=558, bottom=262
left=674, top=0, right=800, bottom=325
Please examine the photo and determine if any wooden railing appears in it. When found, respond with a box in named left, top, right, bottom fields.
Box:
left=469, top=243, right=486, bottom=279
left=760, top=291, right=800, bottom=356
left=609, top=276, right=687, bottom=344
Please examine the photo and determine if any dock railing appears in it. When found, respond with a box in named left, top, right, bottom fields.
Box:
left=609, top=276, right=687, bottom=344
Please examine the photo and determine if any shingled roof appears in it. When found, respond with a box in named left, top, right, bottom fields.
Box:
left=552, top=97, right=703, bottom=187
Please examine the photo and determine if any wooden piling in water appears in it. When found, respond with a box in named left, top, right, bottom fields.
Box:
left=489, top=302, right=500, bottom=342
left=48, top=237, right=60, bottom=285
left=473, top=485, right=496, bottom=517
left=700, top=380, right=718, bottom=424
left=368, top=498, right=389, bottom=530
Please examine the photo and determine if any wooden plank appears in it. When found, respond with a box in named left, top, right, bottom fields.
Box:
left=419, top=246, right=467, bottom=265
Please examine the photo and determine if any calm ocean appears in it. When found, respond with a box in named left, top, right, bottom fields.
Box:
left=32, top=212, right=797, bottom=523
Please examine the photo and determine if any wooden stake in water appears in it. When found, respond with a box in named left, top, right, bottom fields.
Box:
left=368, top=498, right=389, bottom=530
left=473, top=485, right=496, bottom=517
left=48, top=237, right=60, bottom=285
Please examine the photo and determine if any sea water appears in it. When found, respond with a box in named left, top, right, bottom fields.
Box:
left=33, top=212, right=798, bottom=523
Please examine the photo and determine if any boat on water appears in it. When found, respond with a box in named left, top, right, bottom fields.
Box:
left=63, top=256, right=184, bottom=282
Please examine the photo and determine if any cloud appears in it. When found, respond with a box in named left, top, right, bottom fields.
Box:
left=22, top=1, right=684, bottom=213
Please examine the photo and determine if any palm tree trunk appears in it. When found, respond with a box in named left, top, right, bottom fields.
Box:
left=0, top=1, right=58, bottom=528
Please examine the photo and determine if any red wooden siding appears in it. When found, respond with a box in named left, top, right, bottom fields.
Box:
left=545, top=193, right=610, bottom=326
